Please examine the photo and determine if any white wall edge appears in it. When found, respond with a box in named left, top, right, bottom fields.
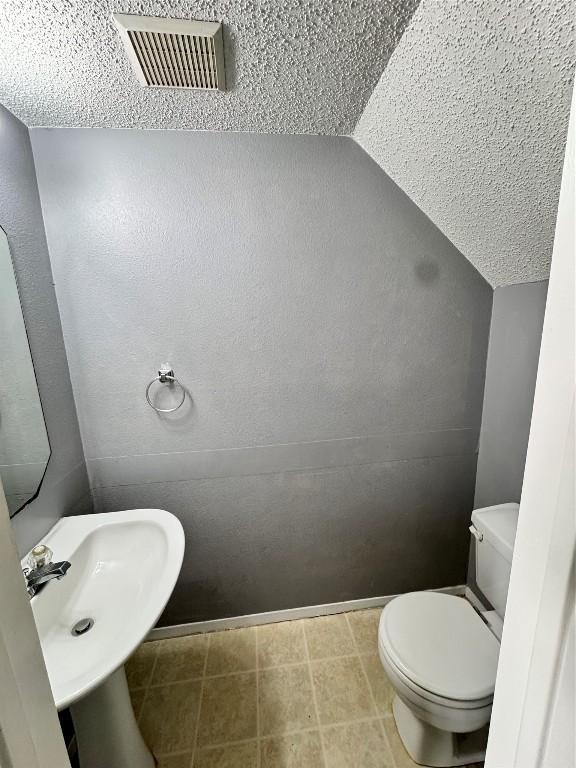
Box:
left=148, top=584, right=466, bottom=640
left=465, top=585, right=489, bottom=613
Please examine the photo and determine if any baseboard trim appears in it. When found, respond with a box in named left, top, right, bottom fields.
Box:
left=148, top=584, right=466, bottom=640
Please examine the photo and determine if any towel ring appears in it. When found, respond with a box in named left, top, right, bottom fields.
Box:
left=145, top=364, right=186, bottom=413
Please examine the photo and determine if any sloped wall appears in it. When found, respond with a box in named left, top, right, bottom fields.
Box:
left=32, top=128, right=492, bottom=624
left=354, top=0, right=575, bottom=286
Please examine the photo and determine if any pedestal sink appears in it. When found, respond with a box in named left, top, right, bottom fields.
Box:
left=25, top=508, right=185, bottom=768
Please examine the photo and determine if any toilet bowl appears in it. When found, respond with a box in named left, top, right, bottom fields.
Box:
left=378, top=592, right=499, bottom=767
left=376, top=503, right=520, bottom=767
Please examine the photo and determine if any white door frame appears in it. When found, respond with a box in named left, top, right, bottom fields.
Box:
left=485, top=85, right=575, bottom=767
left=0, top=477, right=70, bottom=768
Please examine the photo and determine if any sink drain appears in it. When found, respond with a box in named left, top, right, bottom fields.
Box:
left=71, top=618, right=94, bottom=636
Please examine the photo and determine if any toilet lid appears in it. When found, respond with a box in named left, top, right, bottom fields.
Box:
left=380, top=593, right=500, bottom=702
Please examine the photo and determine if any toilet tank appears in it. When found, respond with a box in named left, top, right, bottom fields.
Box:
left=471, top=503, right=520, bottom=617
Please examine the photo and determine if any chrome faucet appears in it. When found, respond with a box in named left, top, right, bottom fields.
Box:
left=23, top=544, right=71, bottom=598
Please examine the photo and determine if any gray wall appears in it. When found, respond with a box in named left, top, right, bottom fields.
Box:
left=0, top=105, right=90, bottom=553
left=475, top=281, right=548, bottom=508
left=31, top=129, right=492, bottom=625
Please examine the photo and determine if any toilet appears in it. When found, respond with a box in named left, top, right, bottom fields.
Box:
left=378, top=503, right=520, bottom=767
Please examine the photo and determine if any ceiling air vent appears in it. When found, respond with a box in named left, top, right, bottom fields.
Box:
left=112, top=13, right=225, bottom=91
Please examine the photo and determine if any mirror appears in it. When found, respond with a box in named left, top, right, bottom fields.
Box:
left=0, top=226, right=50, bottom=515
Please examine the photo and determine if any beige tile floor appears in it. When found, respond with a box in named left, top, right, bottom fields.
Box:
left=125, top=609, right=484, bottom=768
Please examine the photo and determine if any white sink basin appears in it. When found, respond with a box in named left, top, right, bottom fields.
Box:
left=27, top=508, right=184, bottom=710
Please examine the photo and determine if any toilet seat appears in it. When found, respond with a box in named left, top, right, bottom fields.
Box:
left=380, top=646, right=493, bottom=735
left=379, top=643, right=493, bottom=710
left=379, top=592, right=500, bottom=704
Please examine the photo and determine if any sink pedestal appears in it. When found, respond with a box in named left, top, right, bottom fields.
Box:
left=71, top=666, right=154, bottom=768
left=26, top=509, right=184, bottom=765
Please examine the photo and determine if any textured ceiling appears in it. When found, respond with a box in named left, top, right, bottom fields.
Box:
left=0, top=0, right=573, bottom=286
left=0, top=0, right=418, bottom=133
left=354, top=0, right=575, bottom=287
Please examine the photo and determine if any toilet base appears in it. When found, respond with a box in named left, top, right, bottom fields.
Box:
left=393, top=696, right=488, bottom=767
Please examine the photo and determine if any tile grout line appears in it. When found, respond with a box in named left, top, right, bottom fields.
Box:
left=155, top=714, right=389, bottom=757
left=183, top=734, right=261, bottom=751
left=135, top=615, right=402, bottom=765
left=189, top=634, right=211, bottom=768
left=144, top=651, right=367, bottom=689
left=155, top=749, right=193, bottom=759
left=302, top=622, right=328, bottom=768
left=344, top=611, right=398, bottom=768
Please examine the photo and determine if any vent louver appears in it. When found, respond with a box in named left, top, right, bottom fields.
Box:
left=113, top=14, right=225, bottom=91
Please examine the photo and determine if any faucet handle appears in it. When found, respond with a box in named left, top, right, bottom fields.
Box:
left=27, top=544, right=53, bottom=571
